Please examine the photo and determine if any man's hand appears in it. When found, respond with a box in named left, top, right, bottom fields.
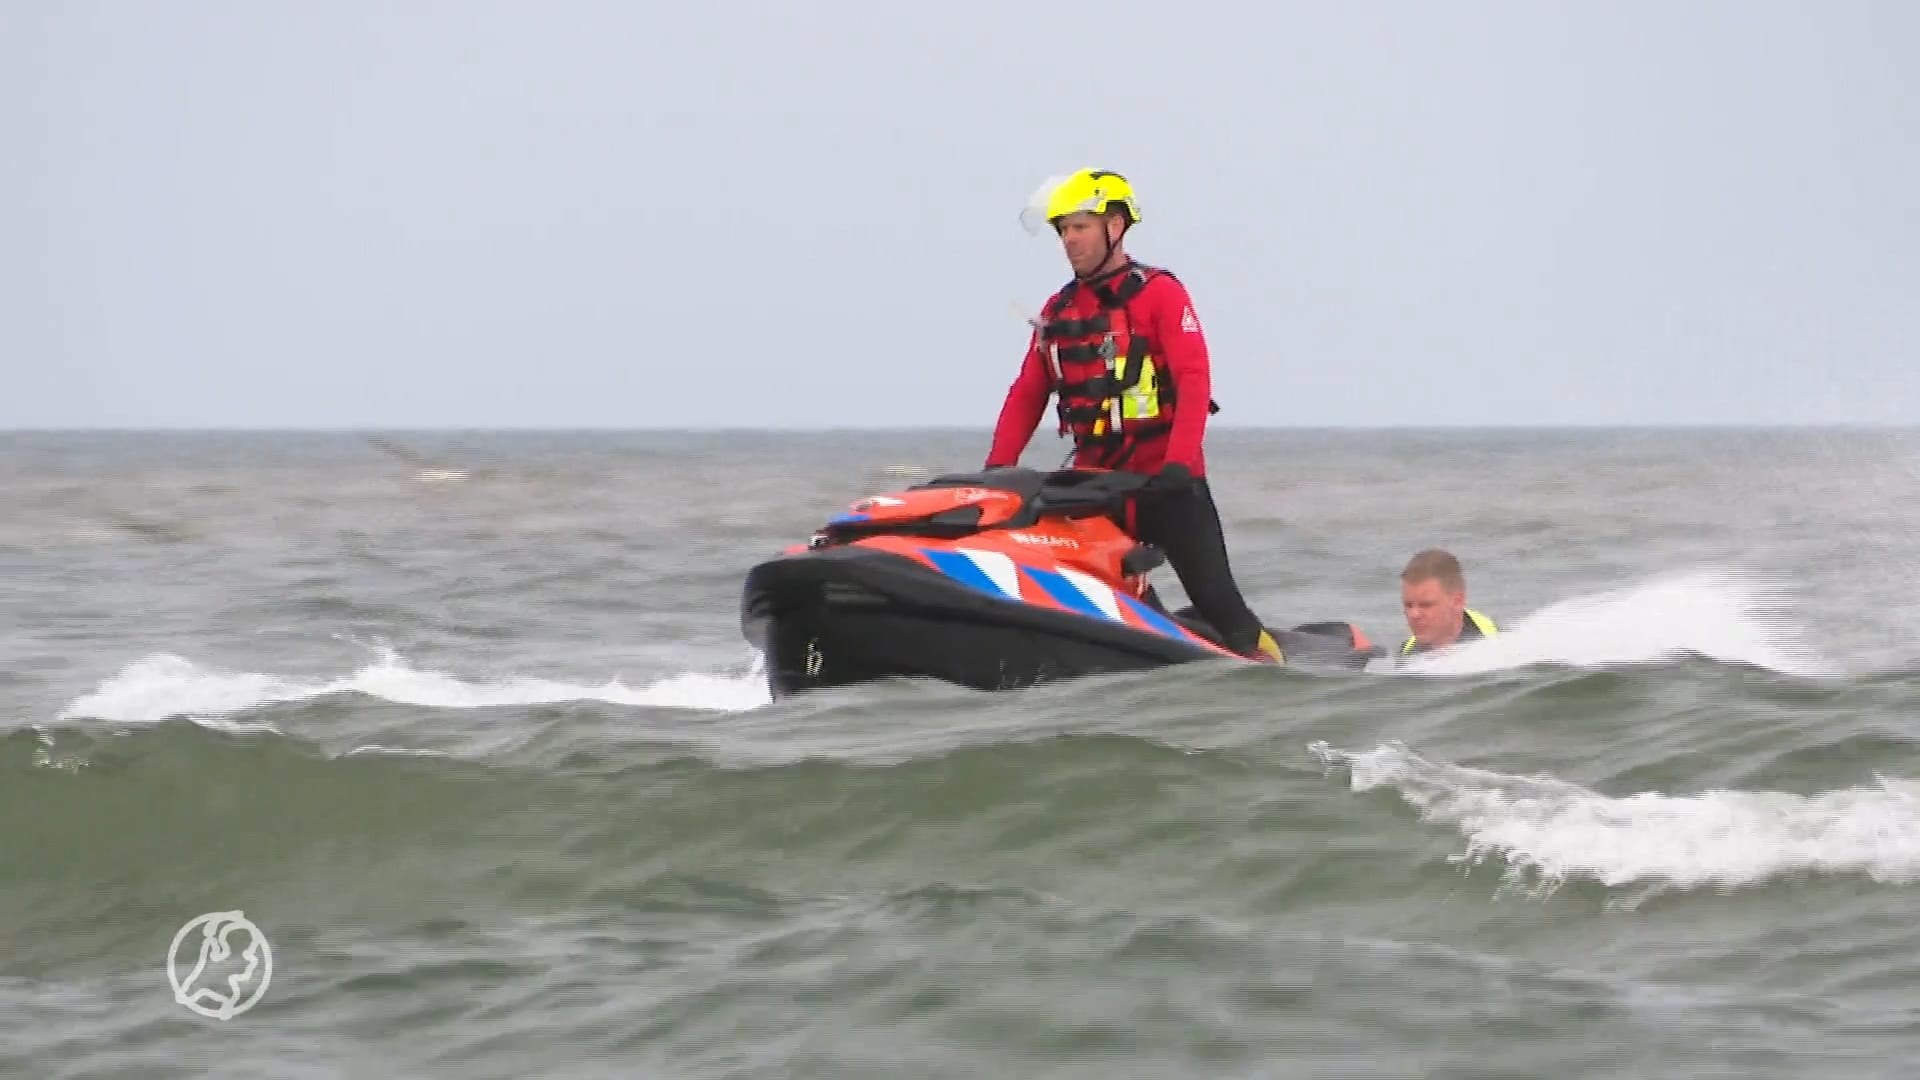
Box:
left=1149, top=462, right=1195, bottom=493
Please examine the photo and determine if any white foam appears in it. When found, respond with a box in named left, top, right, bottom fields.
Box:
left=54, top=650, right=771, bottom=729
left=1393, top=568, right=1841, bottom=678
left=1311, top=740, right=1920, bottom=897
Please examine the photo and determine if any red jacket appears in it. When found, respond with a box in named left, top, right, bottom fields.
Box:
left=985, top=264, right=1214, bottom=477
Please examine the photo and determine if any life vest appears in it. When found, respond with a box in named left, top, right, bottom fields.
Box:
left=1036, top=263, right=1219, bottom=468
left=1401, top=608, right=1499, bottom=655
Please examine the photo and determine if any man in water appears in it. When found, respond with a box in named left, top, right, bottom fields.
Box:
left=1399, top=548, right=1499, bottom=656
left=985, top=168, right=1283, bottom=663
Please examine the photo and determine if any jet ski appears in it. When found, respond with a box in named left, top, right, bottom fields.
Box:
left=741, top=465, right=1384, bottom=699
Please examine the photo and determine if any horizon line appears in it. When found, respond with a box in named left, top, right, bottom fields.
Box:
left=3, top=421, right=1916, bottom=435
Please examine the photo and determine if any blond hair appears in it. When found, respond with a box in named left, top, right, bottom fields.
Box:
left=1401, top=548, right=1465, bottom=592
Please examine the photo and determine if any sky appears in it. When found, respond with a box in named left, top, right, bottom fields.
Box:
left=4, top=1, right=1918, bottom=429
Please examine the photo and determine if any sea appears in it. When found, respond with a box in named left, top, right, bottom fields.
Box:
left=4, top=426, right=1918, bottom=1079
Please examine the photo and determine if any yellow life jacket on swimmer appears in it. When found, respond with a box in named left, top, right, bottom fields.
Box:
left=1401, top=609, right=1499, bottom=656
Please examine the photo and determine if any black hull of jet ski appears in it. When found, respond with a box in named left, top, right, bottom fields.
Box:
left=742, top=545, right=1227, bottom=697
left=741, top=546, right=1383, bottom=698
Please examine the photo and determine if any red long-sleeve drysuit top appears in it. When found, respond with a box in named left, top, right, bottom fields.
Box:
left=985, top=267, right=1214, bottom=477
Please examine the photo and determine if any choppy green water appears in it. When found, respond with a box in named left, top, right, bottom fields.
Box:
left=5, top=428, right=1919, bottom=1078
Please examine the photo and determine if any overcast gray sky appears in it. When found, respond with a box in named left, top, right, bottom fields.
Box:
left=5, top=2, right=1916, bottom=429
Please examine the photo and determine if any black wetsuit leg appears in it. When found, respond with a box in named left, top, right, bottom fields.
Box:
left=1130, top=478, right=1268, bottom=656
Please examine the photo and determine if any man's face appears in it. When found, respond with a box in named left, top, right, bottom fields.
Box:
left=1055, top=212, right=1115, bottom=276
left=1402, top=576, right=1466, bottom=648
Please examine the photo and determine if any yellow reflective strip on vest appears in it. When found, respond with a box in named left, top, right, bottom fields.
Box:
left=1121, top=356, right=1162, bottom=419
left=1402, top=609, right=1499, bottom=654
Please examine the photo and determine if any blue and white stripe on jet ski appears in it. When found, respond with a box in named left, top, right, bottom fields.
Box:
left=919, top=547, right=1024, bottom=603
left=1021, top=564, right=1118, bottom=623
left=1111, top=591, right=1193, bottom=641
left=914, top=546, right=1190, bottom=642
left=1056, top=567, right=1124, bottom=620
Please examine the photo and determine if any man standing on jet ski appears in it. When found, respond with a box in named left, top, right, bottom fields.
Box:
left=983, top=168, right=1285, bottom=665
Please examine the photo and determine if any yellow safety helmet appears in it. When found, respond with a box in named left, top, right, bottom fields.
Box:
left=1019, top=169, right=1143, bottom=236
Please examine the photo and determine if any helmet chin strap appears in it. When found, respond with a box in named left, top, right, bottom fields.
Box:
left=1074, top=217, right=1130, bottom=283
